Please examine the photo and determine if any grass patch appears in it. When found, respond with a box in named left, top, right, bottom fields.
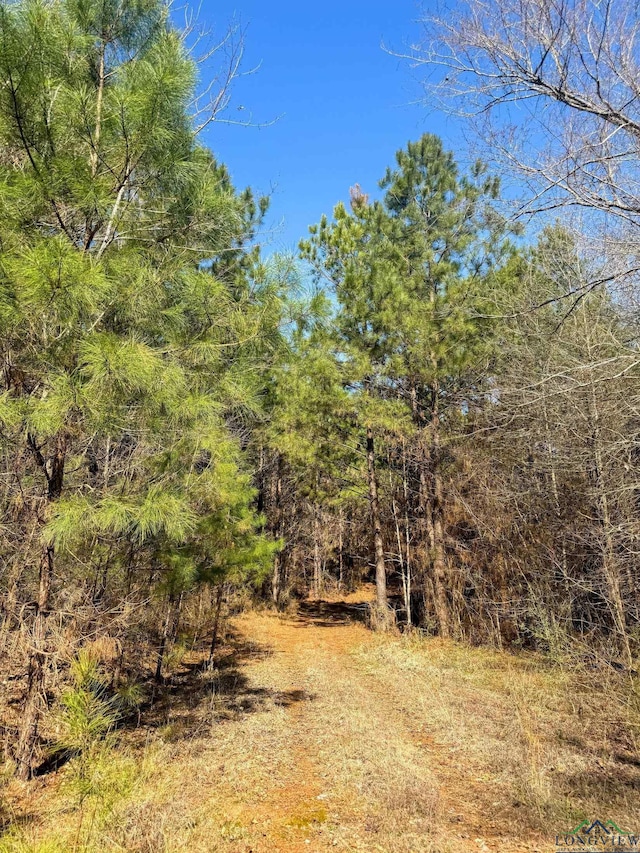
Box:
left=352, top=632, right=640, bottom=836
left=286, top=804, right=328, bottom=828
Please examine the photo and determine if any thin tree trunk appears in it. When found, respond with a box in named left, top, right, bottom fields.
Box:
left=398, top=437, right=412, bottom=627
left=428, top=380, right=451, bottom=638
left=271, top=461, right=284, bottom=607
left=155, top=593, right=182, bottom=683
left=410, top=381, right=439, bottom=632
left=338, top=508, right=344, bottom=590
left=14, top=545, right=53, bottom=780
left=155, top=597, right=173, bottom=684
left=313, top=506, right=322, bottom=598
left=392, top=496, right=411, bottom=627
left=586, top=370, right=632, bottom=667
left=403, top=448, right=412, bottom=627
left=272, top=553, right=283, bottom=606
left=15, top=431, right=66, bottom=780
left=542, top=389, right=570, bottom=591
left=366, top=426, right=389, bottom=626
left=208, top=584, right=225, bottom=666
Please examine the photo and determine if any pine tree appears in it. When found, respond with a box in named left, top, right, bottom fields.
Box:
left=0, top=0, right=276, bottom=778
left=301, top=134, right=511, bottom=633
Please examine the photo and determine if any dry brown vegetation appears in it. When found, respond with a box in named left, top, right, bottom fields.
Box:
left=2, top=591, right=639, bottom=853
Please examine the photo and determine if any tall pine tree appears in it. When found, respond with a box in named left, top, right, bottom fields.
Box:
left=0, top=0, right=276, bottom=778
left=301, top=135, right=511, bottom=632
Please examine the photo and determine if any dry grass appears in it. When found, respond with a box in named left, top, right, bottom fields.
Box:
left=353, top=634, right=640, bottom=838
left=2, top=603, right=640, bottom=853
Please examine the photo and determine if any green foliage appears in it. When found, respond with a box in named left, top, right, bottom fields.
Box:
left=0, top=836, right=68, bottom=853
left=49, top=648, right=142, bottom=844
left=0, top=0, right=280, bottom=621
left=301, top=134, right=513, bottom=404
left=291, top=134, right=514, bottom=509
left=54, top=650, right=120, bottom=757
left=0, top=0, right=287, bottom=788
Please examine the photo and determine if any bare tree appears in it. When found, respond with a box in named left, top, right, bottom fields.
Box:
left=414, top=0, right=640, bottom=238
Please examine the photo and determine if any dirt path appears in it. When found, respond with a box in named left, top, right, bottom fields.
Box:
left=184, top=598, right=550, bottom=853
left=7, top=594, right=639, bottom=852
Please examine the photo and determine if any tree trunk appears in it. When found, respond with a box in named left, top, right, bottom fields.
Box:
left=399, top=438, right=412, bottom=627
left=366, top=426, right=389, bottom=626
left=392, top=496, right=411, bottom=627
left=14, top=545, right=53, bottom=780
left=272, top=553, right=283, bottom=607
left=155, top=598, right=172, bottom=684
left=427, top=381, right=451, bottom=638
left=542, top=389, right=570, bottom=591
left=409, top=379, right=448, bottom=634
left=431, top=476, right=450, bottom=637
left=313, top=506, right=322, bottom=598
left=586, top=372, right=632, bottom=667
left=208, top=584, right=225, bottom=666
left=155, top=593, right=182, bottom=683
left=14, top=432, right=66, bottom=780
left=270, top=457, right=285, bottom=607
left=338, top=508, right=344, bottom=590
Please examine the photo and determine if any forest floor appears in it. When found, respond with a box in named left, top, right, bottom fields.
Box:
left=3, top=587, right=640, bottom=853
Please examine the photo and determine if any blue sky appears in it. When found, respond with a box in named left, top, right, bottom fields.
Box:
left=193, top=0, right=463, bottom=254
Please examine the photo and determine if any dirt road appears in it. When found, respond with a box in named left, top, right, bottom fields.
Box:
left=174, top=599, right=550, bottom=853
left=11, top=594, right=639, bottom=852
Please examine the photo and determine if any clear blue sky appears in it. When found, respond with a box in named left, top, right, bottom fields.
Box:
left=193, top=0, right=463, bottom=255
